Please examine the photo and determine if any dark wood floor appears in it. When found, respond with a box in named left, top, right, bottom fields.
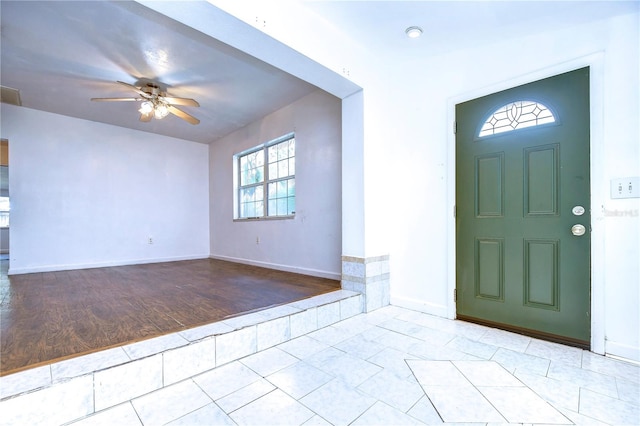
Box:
left=0, top=258, right=340, bottom=376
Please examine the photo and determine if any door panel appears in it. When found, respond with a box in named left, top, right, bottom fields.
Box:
left=456, top=68, right=591, bottom=346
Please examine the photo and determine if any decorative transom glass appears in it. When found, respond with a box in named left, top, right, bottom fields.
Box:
left=479, top=100, right=555, bottom=137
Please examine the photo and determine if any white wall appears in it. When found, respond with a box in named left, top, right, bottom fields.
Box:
left=380, top=13, right=640, bottom=360
left=187, top=3, right=639, bottom=361
left=209, top=90, right=342, bottom=279
left=1, top=105, right=210, bottom=274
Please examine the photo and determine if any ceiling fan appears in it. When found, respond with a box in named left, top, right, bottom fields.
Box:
left=91, top=81, right=200, bottom=125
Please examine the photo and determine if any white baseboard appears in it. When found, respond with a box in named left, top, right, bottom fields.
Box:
left=605, top=340, right=640, bottom=363
left=7, top=254, right=210, bottom=275
left=209, top=254, right=340, bottom=280
left=390, top=295, right=449, bottom=318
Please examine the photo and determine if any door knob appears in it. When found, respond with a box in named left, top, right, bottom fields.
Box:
left=571, top=224, right=586, bottom=236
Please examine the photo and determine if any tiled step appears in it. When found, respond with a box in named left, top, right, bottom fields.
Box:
left=0, top=290, right=363, bottom=425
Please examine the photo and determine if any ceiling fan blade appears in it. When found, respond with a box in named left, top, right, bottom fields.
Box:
left=163, top=96, right=200, bottom=107
left=167, top=105, right=200, bottom=125
left=91, top=97, right=141, bottom=102
left=139, top=112, right=153, bottom=122
left=116, top=81, right=149, bottom=97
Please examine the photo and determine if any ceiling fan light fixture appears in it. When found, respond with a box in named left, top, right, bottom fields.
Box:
left=154, top=103, right=169, bottom=119
left=139, top=101, right=153, bottom=115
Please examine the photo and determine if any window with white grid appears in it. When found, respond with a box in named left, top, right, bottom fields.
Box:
left=236, top=134, right=295, bottom=219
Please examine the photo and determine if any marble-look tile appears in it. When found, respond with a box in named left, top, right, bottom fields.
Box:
left=616, top=377, right=640, bottom=405
left=165, top=402, right=235, bottom=426
left=582, top=351, right=640, bottom=383
left=490, top=347, right=550, bottom=376
left=122, top=332, right=189, bottom=359
left=216, top=326, right=257, bottom=366
left=277, top=335, right=329, bottom=359
left=307, top=324, right=354, bottom=346
left=478, top=328, right=531, bottom=353
left=259, top=304, right=301, bottom=320
left=221, top=311, right=270, bottom=329
left=0, top=374, right=93, bottom=426
left=178, top=321, right=233, bottom=342
left=445, top=336, right=499, bottom=360
left=407, top=360, right=470, bottom=386
left=358, top=324, right=392, bottom=342
left=365, top=280, right=388, bottom=312
left=163, top=337, right=217, bottom=385
left=453, top=360, right=522, bottom=387
left=257, top=316, right=290, bottom=351
left=358, top=370, right=425, bottom=412
left=302, top=415, right=333, bottom=425
left=301, top=379, right=377, bottom=426
left=408, top=341, right=476, bottom=361
left=267, top=361, right=333, bottom=399
left=331, top=313, right=374, bottom=334
left=448, top=320, right=491, bottom=341
left=334, top=334, right=386, bottom=360
left=341, top=278, right=365, bottom=293
left=131, top=379, right=212, bottom=426
left=420, top=384, right=505, bottom=423
left=378, top=330, right=426, bottom=353
left=366, top=348, right=420, bottom=379
left=0, top=364, right=51, bottom=399
left=579, top=387, right=640, bottom=425
left=525, top=338, right=583, bottom=367
left=548, top=362, right=619, bottom=398
left=241, top=347, right=299, bottom=376
left=290, top=308, right=318, bottom=338
left=94, top=354, right=162, bottom=411
left=478, top=386, right=571, bottom=424
left=305, top=348, right=382, bottom=387
left=342, top=260, right=365, bottom=278
left=51, top=347, right=130, bottom=381
left=557, top=407, right=610, bottom=425
left=365, top=259, right=388, bottom=277
left=230, top=389, right=314, bottom=425
left=406, top=396, right=444, bottom=424
left=69, top=402, right=142, bottom=426
left=340, top=295, right=363, bottom=320
left=193, top=361, right=262, bottom=401
left=515, top=370, right=580, bottom=412
left=351, top=400, right=424, bottom=426
left=361, top=305, right=405, bottom=324
left=317, top=301, right=341, bottom=328
left=216, top=378, right=275, bottom=413
left=378, top=318, right=429, bottom=338
left=312, top=290, right=358, bottom=306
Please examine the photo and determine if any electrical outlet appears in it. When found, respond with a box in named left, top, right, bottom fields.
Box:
left=256, top=236, right=260, bottom=244
left=611, top=177, right=640, bottom=199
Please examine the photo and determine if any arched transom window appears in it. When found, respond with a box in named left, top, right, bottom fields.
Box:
left=479, top=100, right=555, bottom=137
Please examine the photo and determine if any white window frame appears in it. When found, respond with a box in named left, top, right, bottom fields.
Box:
left=234, top=133, right=295, bottom=220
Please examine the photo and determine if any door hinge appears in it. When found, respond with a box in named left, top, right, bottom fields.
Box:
left=453, top=121, right=457, bottom=134
left=454, top=289, right=457, bottom=303
left=453, top=205, right=456, bottom=218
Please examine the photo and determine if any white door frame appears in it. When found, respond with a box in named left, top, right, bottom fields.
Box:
left=446, top=53, right=606, bottom=354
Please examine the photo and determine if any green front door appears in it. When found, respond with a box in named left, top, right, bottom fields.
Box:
left=456, top=68, right=591, bottom=347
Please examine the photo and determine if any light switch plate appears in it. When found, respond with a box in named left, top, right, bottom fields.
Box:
left=611, top=177, right=640, bottom=199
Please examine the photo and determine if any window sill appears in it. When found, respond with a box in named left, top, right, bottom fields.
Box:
left=234, top=215, right=295, bottom=222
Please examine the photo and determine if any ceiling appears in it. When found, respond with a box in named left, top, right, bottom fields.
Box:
left=1, top=1, right=637, bottom=145
left=0, top=1, right=320, bottom=144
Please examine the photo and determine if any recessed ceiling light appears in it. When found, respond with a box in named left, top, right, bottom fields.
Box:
left=405, top=26, right=423, bottom=39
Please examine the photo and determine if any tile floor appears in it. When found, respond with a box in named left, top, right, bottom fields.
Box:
left=14, top=306, right=640, bottom=425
